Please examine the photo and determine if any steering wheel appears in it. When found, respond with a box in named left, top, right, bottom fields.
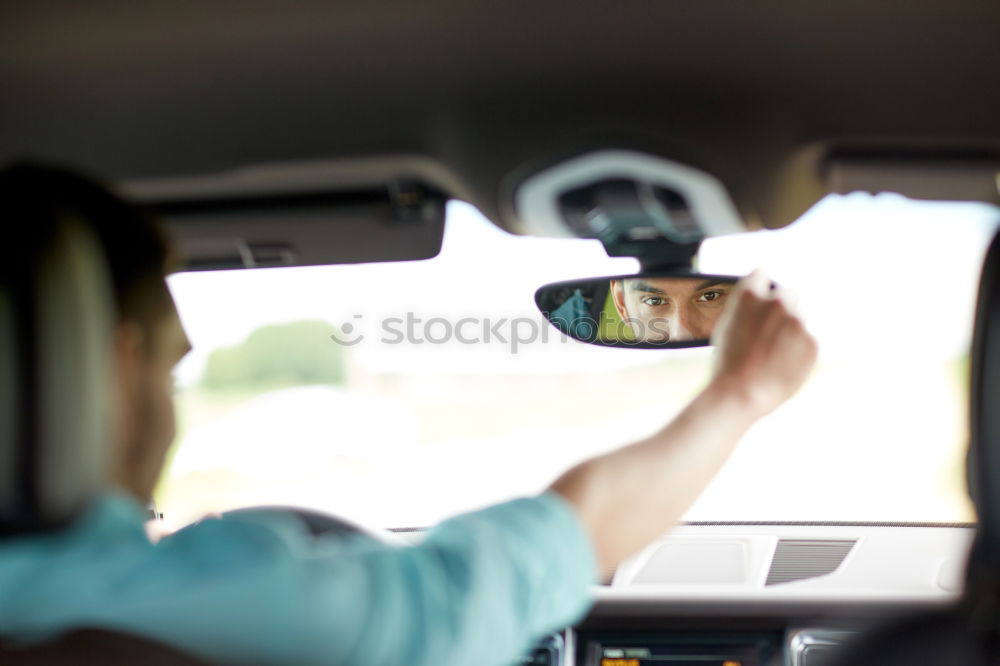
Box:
left=220, top=506, right=407, bottom=546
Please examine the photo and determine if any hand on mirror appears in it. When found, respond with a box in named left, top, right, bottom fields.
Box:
left=549, top=268, right=817, bottom=575
left=709, top=270, right=818, bottom=420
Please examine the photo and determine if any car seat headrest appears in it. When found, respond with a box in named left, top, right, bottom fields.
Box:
left=0, top=216, right=114, bottom=534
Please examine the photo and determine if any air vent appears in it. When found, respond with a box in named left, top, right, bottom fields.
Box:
left=766, top=539, right=857, bottom=586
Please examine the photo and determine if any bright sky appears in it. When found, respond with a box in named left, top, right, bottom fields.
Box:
left=162, top=193, right=1000, bottom=526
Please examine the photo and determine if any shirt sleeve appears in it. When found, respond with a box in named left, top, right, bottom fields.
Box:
left=285, top=491, right=598, bottom=666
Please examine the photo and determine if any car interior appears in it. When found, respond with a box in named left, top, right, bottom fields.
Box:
left=3, top=2, right=1000, bottom=665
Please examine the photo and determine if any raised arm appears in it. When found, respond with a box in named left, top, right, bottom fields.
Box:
left=150, top=272, right=815, bottom=666
left=550, top=271, right=818, bottom=575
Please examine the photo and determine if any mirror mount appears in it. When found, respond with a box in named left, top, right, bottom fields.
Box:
left=556, top=178, right=705, bottom=271
left=634, top=245, right=701, bottom=272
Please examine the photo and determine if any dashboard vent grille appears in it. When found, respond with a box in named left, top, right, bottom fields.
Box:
left=765, top=539, right=857, bottom=586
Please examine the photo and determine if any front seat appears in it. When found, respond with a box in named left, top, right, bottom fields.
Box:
left=0, top=172, right=208, bottom=665
left=829, top=229, right=1000, bottom=665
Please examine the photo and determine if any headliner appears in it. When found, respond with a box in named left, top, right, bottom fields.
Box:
left=2, top=1, right=999, bottom=232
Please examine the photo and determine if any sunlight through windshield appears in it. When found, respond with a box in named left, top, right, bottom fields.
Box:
left=163, top=193, right=997, bottom=529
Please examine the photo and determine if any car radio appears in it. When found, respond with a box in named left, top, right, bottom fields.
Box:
left=579, top=632, right=779, bottom=666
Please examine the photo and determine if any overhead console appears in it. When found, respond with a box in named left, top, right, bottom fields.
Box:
left=511, top=150, right=746, bottom=268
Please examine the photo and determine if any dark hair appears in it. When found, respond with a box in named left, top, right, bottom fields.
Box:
left=0, top=163, right=174, bottom=340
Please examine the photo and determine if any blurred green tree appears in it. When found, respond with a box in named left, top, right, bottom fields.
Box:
left=201, top=320, right=345, bottom=390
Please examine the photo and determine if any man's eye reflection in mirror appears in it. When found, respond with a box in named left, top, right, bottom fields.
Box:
left=608, top=277, right=736, bottom=343
left=540, top=275, right=742, bottom=346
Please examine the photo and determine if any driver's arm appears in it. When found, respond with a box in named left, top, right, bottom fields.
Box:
left=133, top=272, right=813, bottom=666
left=551, top=270, right=817, bottom=576
left=285, top=272, right=814, bottom=666
left=290, top=493, right=596, bottom=666
left=116, top=493, right=594, bottom=666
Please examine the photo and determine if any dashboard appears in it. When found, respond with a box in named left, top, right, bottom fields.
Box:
left=513, top=523, right=974, bottom=666
left=522, top=598, right=941, bottom=666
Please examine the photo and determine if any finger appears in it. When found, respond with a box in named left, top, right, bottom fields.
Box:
left=722, top=269, right=766, bottom=309
left=743, top=268, right=771, bottom=298
left=713, top=269, right=775, bottom=346
left=757, top=297, right=791, bottom=346
left=776, top=315, right=819, bottom=365
left=771, top=285, right=800, bottom=316
left=730, top=270, right=771, bottom=320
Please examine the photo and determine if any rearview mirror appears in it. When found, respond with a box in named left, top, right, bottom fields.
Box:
left=535, top=272, right=741, bottom=348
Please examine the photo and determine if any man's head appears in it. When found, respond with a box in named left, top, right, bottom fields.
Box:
left=610, top=276, right=734, bottom=342
left=1, top=164, right=190, bottom=503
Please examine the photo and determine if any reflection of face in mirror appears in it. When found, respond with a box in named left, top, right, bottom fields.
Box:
left=610, top=277, right=735, bottom=342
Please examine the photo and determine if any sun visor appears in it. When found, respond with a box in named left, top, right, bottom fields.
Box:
left=123, top=162, right=449, bottom=271
left=826, top=153, right=1000, bottom=204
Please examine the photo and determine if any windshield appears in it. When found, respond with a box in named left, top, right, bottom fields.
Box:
left=162, top=193, right=997, bottom=530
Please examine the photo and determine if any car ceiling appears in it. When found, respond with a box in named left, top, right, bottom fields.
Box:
left=2, top=1, right=1000, bottom=234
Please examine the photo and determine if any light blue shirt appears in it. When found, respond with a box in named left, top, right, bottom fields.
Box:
left=0, top=491, right=597, bottom=665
